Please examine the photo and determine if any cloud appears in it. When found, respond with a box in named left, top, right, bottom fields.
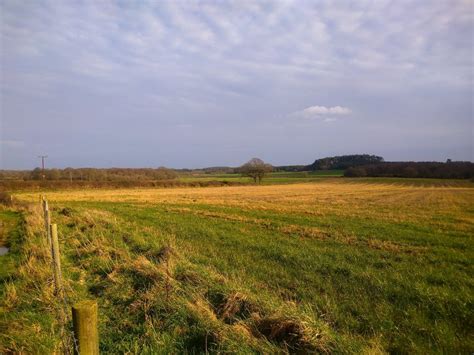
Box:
left=1, top=0, right=471, bottom=104
left=302, top=105, right=351, bottom=116
left=291, top=105, right=352, bottom=121
left=0, top=0, right=472, bottom=168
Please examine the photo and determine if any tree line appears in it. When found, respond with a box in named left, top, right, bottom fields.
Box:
left=1, top=155, right=472, bottom=184
left=344, top=161, right=474, bottom=179
left=272, top=155, right=385, bottom=172
left=307, top=154, right=384, bottom=170
left=0, top=167, right=178, bottom=181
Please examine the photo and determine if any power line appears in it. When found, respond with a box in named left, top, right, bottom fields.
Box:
left=38, top=155, right=48, bottom=180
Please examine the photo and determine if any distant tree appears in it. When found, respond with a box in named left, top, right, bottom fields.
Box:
left=153, top=167, right=178, bottom=180
left=402, top=166, right=418, bottom=178
left=30, top=167, right=43, bottom=180
left=344, top=167, right=367, bottom=177
left=46, top=169, right=61, bottom=180
left=64, top=167, right=74, bottom=181
left=239, top=158, right=273, bottom=183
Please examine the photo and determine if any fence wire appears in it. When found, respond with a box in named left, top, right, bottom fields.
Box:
left=42, top=196, right=81, bottom=355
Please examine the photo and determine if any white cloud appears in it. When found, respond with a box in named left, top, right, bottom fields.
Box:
left=291, top=105, right=352, bottom=121
left=1, top=0, right=470, bottom=100
left=0, top=0, right=472, bottom=167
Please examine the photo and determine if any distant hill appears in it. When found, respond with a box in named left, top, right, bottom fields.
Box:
left=307, top=154, right=384, bottom=170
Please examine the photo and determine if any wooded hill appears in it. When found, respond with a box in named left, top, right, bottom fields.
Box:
left=306, top=154, right=384, bottom=170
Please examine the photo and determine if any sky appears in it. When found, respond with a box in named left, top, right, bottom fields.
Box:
left=1, top=0, right=472, bottom=169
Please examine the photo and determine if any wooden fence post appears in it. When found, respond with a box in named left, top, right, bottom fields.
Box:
left=50, top=223, right=63, bottom=295
left=43, top=200, right=52, bottom=249
left=72, top=300, right=99, bottom=355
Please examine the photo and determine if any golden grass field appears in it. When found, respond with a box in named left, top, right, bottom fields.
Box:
left=4, top=180, right=474, bottom=353
left=17, top=181, right=474, bottom=226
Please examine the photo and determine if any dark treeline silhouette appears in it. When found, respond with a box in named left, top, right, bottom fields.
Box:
left=273, top=155, right=384, bottom=172
left=307, top=154, right=384, bottom=170
left=0, top=167, right=178, bottom=181
left=345, top=162, right=474, bottom=179
left=273, top=165, right=306, bottom=172
left=0, top=179, right=244, bottom=191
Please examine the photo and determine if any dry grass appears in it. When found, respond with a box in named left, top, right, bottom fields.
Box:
left=16, top=180, right=474, bottom=212
left=5, top=180, right=474, bottom=353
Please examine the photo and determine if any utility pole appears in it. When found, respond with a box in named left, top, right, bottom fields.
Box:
left=38, top=155, right=48, bottom=180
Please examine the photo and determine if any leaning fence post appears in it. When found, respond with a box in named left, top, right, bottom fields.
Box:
left=50, top=223, right=63, bottom=295
left=43, top=199, right=52, bottom=249
left=72, top=300, right=99, bottom=355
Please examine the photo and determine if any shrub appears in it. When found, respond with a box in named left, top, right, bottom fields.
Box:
left=0, top=191, right=13, bottom=205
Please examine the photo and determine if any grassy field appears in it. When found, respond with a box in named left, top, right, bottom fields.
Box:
left=1, top=179, right=473, bottom=353
left=178, top=170, right=344, bottom=184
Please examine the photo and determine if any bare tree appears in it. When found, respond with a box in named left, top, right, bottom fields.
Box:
left=239, top=158, right=273, bottom=183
